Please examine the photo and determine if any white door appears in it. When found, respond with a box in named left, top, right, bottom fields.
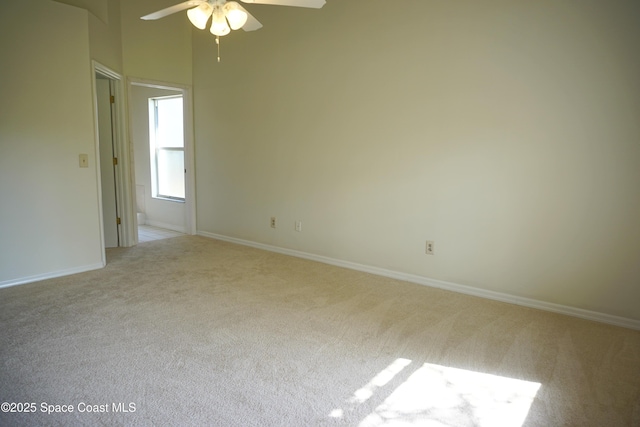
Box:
left=96, top=77, right=119, bottom=247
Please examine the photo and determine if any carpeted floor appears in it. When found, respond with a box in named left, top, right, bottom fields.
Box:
left=1, top=235, right=639, bottom=426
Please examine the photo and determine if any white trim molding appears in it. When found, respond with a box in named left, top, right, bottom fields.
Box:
left=0, top=263, right=105, bottom=290
left=198, top=231, right=640, bottom=331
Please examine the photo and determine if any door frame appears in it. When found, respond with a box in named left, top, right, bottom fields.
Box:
left=91, top=61, right=136, bottom=259
left=128, top=77, right=197, bottom=236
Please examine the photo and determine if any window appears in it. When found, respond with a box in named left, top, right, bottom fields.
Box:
left=149, top=95, right=185, bottom=201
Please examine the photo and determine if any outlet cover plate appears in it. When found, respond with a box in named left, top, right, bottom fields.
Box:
left=426, top=241, right=434, bottom=255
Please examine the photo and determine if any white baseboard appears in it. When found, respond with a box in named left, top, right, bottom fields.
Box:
left=198, top=231, right=640, bottom=331
left=0, top=262, right=105, bottom=289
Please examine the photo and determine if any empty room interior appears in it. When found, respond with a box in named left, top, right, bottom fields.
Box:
left=1, top=0, right=639, bottom=425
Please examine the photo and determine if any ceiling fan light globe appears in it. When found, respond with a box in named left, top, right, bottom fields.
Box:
left=224, top=2, right=248, bottom=30
left=187, top=3, right=213, bottom=30
left=210, top=13, right=231, bottom=36
left=210, top=23, right=230, bottom=36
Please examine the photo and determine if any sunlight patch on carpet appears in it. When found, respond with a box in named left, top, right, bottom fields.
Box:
left=331, top=359, right=541, bottom=427
left=350, top=358, right=413, bottom=404
left=330, top=358, right=412, bottom=420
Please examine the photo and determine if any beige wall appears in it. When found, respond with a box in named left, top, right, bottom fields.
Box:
left=51, top=0, right=121, bottom=71
left=88, top=0, right=122, bottom=72
left=120, top=0, right=192, bottom=85
left=0, top=0, right=103, bottom=283
left=54, top=0, right=108, bottom=23
left=193, top=0, right=640, bottom=320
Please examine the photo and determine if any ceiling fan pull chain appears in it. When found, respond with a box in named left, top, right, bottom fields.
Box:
left=216, top=36, right=221, bottom=62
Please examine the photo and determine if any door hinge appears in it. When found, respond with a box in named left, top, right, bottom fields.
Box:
left=110, top=95, right=115, bottom=104
left=116, top=217, right=121, bottom=225
left=113, top=157, right=118, bottom=166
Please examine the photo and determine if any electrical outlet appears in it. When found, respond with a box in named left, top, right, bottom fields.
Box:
left=270, top=217, right=277, bottom=228
left=426, top=240, right=434, bottom=255
left=295, top=221, right=302, bottom=232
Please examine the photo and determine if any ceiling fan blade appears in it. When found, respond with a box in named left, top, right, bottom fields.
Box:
left=237, top=4, right=264, bottom=31
left=240, top=0, right=326, bottom=9
left=141, top=0, right=204, bottom=20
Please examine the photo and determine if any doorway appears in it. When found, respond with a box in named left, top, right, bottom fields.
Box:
left=92, top=61, right=136, bottom=256
left=129, top=79, right=196, bottom=239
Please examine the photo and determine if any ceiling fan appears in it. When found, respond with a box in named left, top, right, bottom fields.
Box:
left=141, top=0, right=326, bottom=61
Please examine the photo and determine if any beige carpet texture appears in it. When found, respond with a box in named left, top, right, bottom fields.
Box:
left=1, top=235, right=639, bottom=426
